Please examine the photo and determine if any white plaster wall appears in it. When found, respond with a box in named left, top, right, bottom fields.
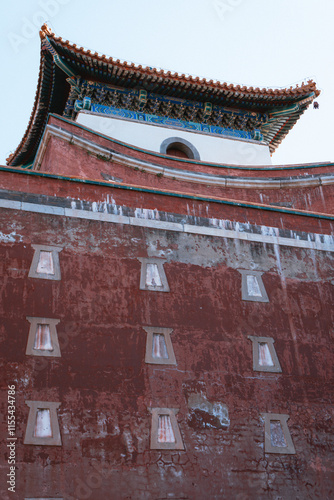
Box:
left=76, top=112, right=272, bottom=166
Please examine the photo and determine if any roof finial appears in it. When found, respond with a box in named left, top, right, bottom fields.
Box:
left=40, top=23, right=52, bottom=39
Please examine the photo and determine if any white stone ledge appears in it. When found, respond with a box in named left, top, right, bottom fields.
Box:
left=130, top=217, right=183, bottom=232
left=226, top=178, right=280, bottom=189
left=21, top=202, right=65, bottom=215
left=64, top=208, right=130, bottom=225
left=320, top=176, right=334, bottom=185
left=0, top=199, right=21, bottom=210
left=0, top=198, right=333, bottom=252
left=280, top=177, right=321, bottom=188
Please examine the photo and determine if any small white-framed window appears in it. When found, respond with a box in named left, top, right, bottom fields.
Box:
left=248, top=336, right=282, bottom=373
left=238, top=270, right=269, bottom=302
left=26, top=317, right=61, bottom=357
left=28, top=245, right=62, bottom=281
left=262, top=413, right=295, bottom=454
left=24, top=401, right=62, bottom=446
left=149, top=408, right=184, bottom=450
left=143, top=327, right=176, bottom=365
left=138, top=258, right=170, bottom=292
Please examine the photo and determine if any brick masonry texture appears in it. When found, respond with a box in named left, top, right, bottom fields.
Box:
left=1, top=115, right=333, bottom=500
left=0, top=205, right=333, bottom=500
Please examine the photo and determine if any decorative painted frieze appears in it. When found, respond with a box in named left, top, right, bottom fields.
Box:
left=65, top=78, right=265, bottom=142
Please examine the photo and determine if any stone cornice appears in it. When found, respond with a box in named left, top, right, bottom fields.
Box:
left=0, top=188, right=333, bottom=252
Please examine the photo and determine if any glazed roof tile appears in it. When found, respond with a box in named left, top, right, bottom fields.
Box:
left=7, top=24, right=320, bottom=166
left=41, top=24, right=318, bottom=98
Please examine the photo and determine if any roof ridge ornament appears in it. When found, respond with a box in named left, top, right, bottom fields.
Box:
left=40, top=23, right=53, bottom=39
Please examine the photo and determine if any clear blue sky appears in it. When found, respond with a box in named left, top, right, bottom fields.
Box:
left=1, top=0, right=333, bottom=165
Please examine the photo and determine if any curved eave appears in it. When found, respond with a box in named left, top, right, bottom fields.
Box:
left=263, top=98, right=314, bottom=154
left=7, top=48, right=53, bottom=166
left=7, top=49, right=70, bottom=167
left=42, top=24, right=319, bottom=109
left=53, top=39, right=319, bottom=110
left=7, top=24, right=320, bottom=166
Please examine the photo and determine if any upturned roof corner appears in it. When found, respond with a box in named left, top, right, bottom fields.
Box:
left=7, top=24, right=320, bottom=167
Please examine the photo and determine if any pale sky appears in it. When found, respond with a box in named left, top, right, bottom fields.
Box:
left=1, top=0, right=333, bottom=166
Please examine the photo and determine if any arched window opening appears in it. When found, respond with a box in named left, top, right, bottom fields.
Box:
left=160, top=137, right=200, bottom=160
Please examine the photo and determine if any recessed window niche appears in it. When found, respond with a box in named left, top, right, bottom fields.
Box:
left=138, top=258, right=170, bottom=292
left=26, top=317, right=61, bottom=357
left=262, top=413, right=295, bottom=454
left=238, top=269, right=269, bottom=302
left=28, top=245, right=62, bottom=280
left=143, top=327, right=176, bottom=365
left=248, top=336, right=282, bottom=373
left=149, top=408, right=184, bottom=450
left=24, top=401, right=62, bottom=446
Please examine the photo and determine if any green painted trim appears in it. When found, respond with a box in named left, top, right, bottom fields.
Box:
left=45, top=36, right=77, bottom=79
left=21, top=162, right=34, bottom=170
left=47, top=114, right=333, bottom=173
left=269, top=103, right=300, bottom=119
left=0, top=165, right=333, bottom=221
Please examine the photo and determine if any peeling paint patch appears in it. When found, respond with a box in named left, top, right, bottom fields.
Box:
left=0, top=231, right=22, bottom=243
left=187, top=393, right=230, bottom=430
left=135, top=207, right=160, bottom=220
left=122, top=429, right=135, bottom=454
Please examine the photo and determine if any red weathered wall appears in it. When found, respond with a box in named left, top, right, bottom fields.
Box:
left=37, top=116, right=334, bottom=215
left=1, top=198, right=333, bottom=499
left=0, top=168, right=333, bottom=237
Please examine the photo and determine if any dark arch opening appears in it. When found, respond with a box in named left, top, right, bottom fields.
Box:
left=160, top=137, right=200, bottom=160
left=166, top=144, right=190, bottom=159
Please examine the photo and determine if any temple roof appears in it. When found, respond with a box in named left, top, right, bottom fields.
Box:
left=7, top=24, right=320, bottom=167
